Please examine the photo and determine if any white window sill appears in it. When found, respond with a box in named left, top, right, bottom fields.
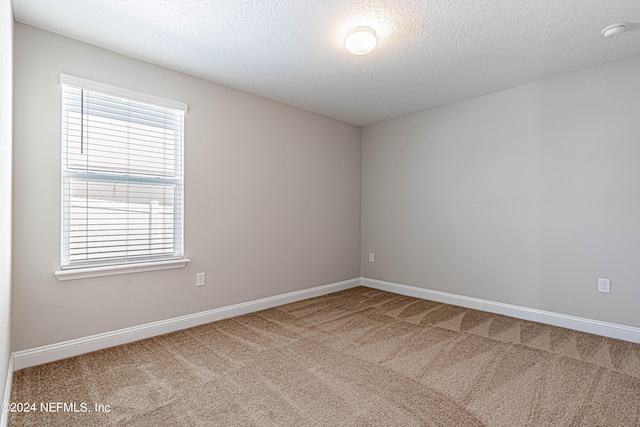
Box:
left=54, top=258, right=191, bottom=281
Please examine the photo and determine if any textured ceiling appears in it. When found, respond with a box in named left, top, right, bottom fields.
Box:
left=12, top=0, right=640, bottom=126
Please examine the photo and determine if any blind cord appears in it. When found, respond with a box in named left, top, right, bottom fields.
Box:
left=80, top=88, right=84, bottom=154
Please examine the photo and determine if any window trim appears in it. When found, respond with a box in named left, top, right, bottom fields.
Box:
left=54, top=258, right=191, bottom=281
left=58, top=74, right=188, bottom=278
left=60, top=74, right=188, bottom=112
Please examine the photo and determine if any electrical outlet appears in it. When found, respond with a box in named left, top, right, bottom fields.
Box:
left=597, top=277, right=610, bottom=294
left=196, top=272, right=206, bottom=287
left=368, top=253, right=374, bottom=263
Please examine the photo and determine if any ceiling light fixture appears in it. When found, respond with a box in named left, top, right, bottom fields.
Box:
left=601, top=23, right=627, bottom=38
left=345, top=26, right=377, bottom=55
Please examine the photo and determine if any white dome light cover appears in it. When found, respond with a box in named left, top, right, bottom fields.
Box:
left=345, top=26, right=377, bottom=55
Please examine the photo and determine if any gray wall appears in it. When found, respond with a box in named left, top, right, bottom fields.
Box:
left=362, top=55, right=640, bottom=328
left=12, top=23, right=362, bottom=351
left=1, top=0, right=13, bottom=406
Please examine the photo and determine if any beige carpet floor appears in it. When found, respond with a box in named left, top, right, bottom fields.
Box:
left=9, top=286, right=640, bottom=426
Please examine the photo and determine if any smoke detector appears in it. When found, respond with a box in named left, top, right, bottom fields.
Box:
left=601, top=23, right=627, bottom=38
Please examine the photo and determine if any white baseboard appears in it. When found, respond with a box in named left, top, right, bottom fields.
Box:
left=1, top=355, right=14, bottom=427
left=362, top=277, right=640, bottom=344
left=12, top=278, right=361, bottom=370
left=16, top=276, right=638, bottom=372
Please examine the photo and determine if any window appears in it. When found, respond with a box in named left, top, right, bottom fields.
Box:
left=57, top=74, right=188, bottom=278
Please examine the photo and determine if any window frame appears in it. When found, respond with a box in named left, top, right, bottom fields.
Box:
left=54, top=74, right=190, bottom=281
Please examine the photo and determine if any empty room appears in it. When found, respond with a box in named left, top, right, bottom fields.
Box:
left=2, top=0, right=640, bottom=425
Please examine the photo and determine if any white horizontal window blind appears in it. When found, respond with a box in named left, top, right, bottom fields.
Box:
left=60, top=75, right=187, bottom=269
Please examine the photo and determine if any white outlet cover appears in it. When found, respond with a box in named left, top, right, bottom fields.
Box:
left=196, top=272, right=206, bottom=286
left=597, top=278, right=611, bottom=293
